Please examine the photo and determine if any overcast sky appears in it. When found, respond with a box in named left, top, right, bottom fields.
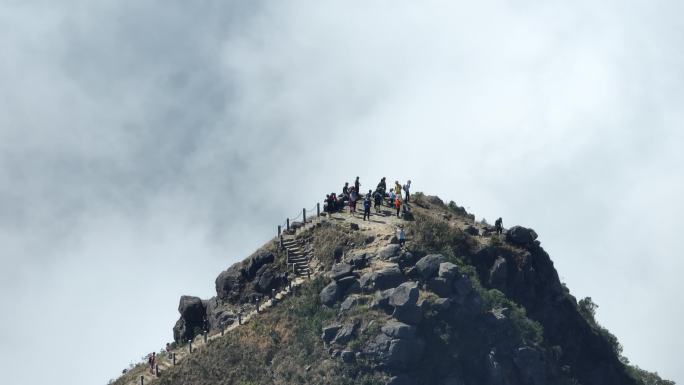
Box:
left=1, top=1, right=682, bottom=384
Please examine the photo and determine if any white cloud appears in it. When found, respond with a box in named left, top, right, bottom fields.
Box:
left=1, top=1, right=682, bottom=383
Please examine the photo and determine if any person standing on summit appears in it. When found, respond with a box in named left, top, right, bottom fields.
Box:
left=355, top=177, right=361, bottom=197
left=377, top=177, right=387, bottom=196
left=363, top=191, right=372, bottom=221
left=394, top=181, right=402, bottom=198
left=495, top=217, right=503, bottom=235
left=403, top=180, right=411, bottom=203
left=349, top=187, right=358, bottom=216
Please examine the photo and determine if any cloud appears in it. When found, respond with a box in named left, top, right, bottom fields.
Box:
left=1, top=1, right=682, bottom=383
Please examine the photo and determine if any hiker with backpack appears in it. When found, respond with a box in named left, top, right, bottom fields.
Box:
left=363, top=192, right=372, bottom=221
left=495, top=217, right=503, bottom=235
left=377, top=177, right=387, bottom=196
left=394, top=180, right=402, bottom=199
left=403, top=180, right=411, bottom=203
left=373, top=189, right=383, bottom=213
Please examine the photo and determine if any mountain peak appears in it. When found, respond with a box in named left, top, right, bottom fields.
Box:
left=111, top=192, right=674, bottom=385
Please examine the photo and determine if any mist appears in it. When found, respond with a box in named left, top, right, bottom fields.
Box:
left=1, top=1, right=682, bottom=384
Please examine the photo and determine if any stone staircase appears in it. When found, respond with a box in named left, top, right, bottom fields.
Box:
left=282, top=236, right=312, bottom=277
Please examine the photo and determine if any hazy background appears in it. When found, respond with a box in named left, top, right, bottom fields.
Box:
left=1, top=1, right=682, bottom=384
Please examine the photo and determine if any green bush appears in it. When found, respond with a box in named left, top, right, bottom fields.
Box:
left=625, top=365, right=675, bottom=385
left=578, top=297, right=623, bottom=356
left=482, top=289, right=544, bottom=345
left=406, top=212, right=475, bottom=259
left=289, top=277, right=336, bottom=354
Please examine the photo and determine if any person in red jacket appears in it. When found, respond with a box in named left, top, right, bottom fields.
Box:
left=395, top=196, right=402, bottom=218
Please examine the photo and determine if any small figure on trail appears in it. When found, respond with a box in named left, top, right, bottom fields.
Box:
left=397, top=226, right=406, bottom=247
left=394, top=181, right=402, bottom=198
left=355, top=177, right=361, bottom=196
left=495, top=217, right=503, bottom=235
left=373, top=189, right=383, bottom=213
left=366, top=189, right=373, bottom=201
left=342, top=182, right=349, bottom=197
left=377, top=177, right=387, bottom=196
left=349, top=187, right=358, bottom=215
left=148, top=352, right=156, bottom=373
left=403, top=180, right=412, bottom=203
left=395, top=196, right=402, bottom=218
left=363, top=193, right=372, bottom=221
left=389, top=190, right=396, bottom=207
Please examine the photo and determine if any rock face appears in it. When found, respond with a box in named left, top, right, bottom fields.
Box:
left=215, top=267, right=245, bottom=302
left=360, top=265, right=406, bottom=292
left=330, top=263, right=354, bottom=280
left=427, top=277, right=451, bottom=297
left=321, top=324, right=342, bottom=343
left=254, top=265, right=287, bottom=294
left=173, top=296, right=206, bottom=342
left=378, top=244, right=402, bottom=260
left=366, top=333, right=426, bottom=369
left=214, top=251, right=278, bottom=302
left=381, top=321, right=416, bottom=339
left=333, top=322, right=357, bottom=345
left=389, top=282, right=419, bottom=308
left=506, top=226, right=538, bottom=246
left=246, top=252, right=275, bottom=279
left=513, top=346, right=546, bottom=385
left=438, top=262, right=459, bottom=281
left=415, top=254, right=446, bottom=280
left=320, top=281, right=342, bottom=307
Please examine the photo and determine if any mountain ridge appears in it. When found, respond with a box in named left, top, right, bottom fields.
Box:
left=111, top=192, right=673, bottom=385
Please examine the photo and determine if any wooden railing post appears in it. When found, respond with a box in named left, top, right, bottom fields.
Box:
left=173, top=353, right=176, bottom=366
left=140, top=375, right=144, bottom=385
left=303, top=208, right=306, bottom=223
left=203, top=331, right=208, bottom=343
left=155, top=364, right=159, bottom=377
left=317, top=203, right=320, bottom=218
left=278, top=225, right=281, bottom=237
left=189, top=340, right=193, bottom=354
left=286, top=218, right=290, bottom=231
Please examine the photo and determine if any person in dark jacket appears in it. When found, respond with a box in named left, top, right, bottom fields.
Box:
left=363, top=193, right=372, bottom=221
left=373, top=189, right=383, bottom=213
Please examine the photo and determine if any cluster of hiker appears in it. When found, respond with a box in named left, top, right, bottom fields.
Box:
left=324, top=177, right=412, bottom=220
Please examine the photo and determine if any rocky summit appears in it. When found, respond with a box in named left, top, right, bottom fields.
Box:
left=112, top=192, right=674, bottom=385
